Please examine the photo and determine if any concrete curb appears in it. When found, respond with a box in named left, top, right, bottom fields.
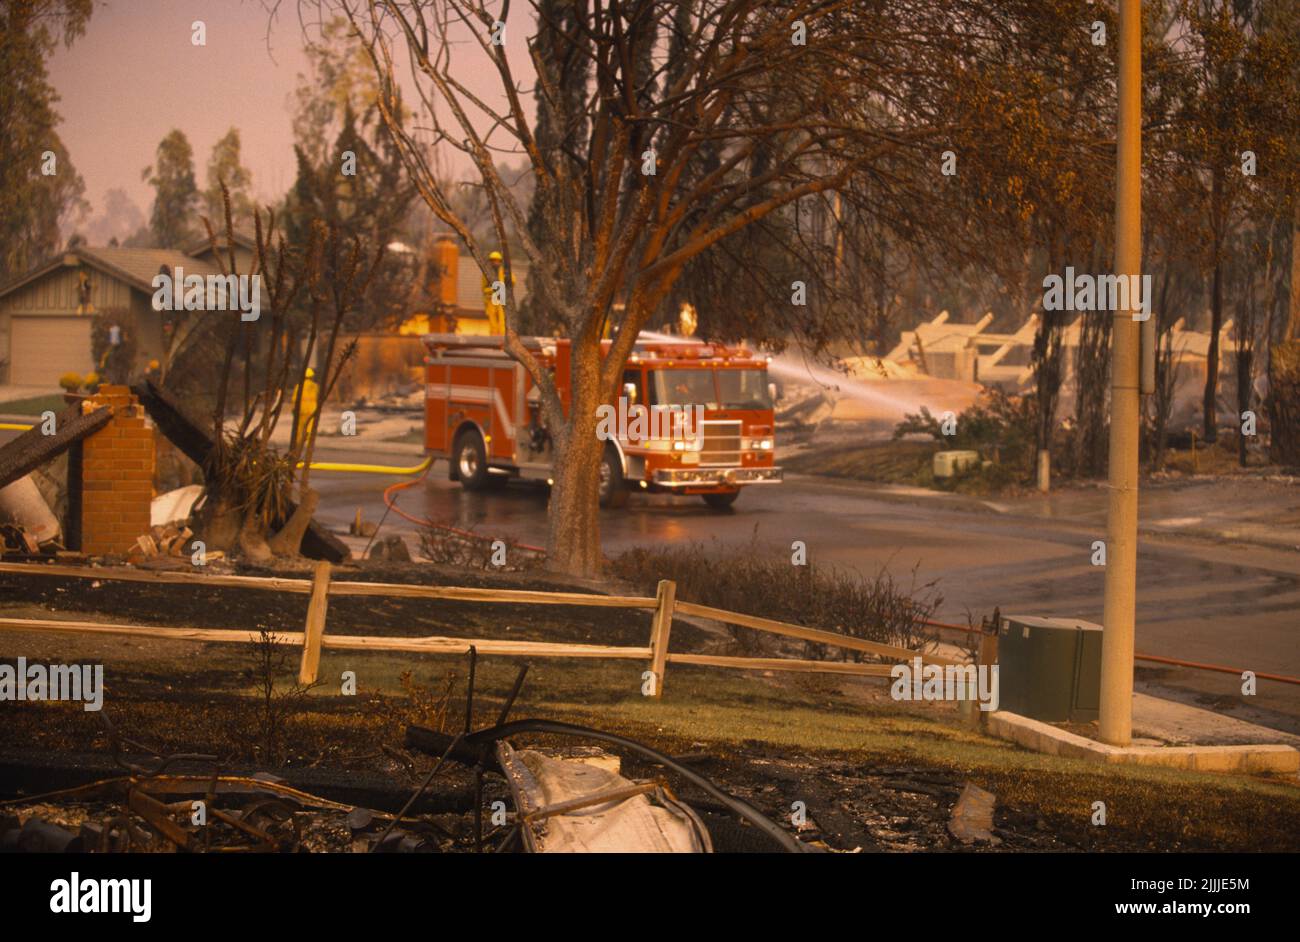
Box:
left=987, top=711, right=1300, bottom=773
left=1138, top=523, right=1300, bottom=553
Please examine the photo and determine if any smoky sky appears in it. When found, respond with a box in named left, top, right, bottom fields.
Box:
left=49, top=0, right=536, bottom=233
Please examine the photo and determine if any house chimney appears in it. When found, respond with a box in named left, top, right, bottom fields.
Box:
left=435, top=236, right=458, bottom=310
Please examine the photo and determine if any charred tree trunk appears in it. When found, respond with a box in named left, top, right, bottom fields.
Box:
left=1148, top=264, right=1176, bottom=470
left=545, top=336, right=605, bottom=577
left=196, top=491, right=241, bottom=554
left=1237, top=347, right=1253, bottom=466
left=1034, top=318, right=1063, bottom=458
left=1074, top=301, right=1112, bottom=478
left=1031, top=243, right=1063, bottom=471
left=1203, top=173, right=1225, bottom=443
left=1204, top=255, right=1224, bottom=443
left=268, top=485, right=318, bottom=557
left=238, top=508, right=273, bottom=564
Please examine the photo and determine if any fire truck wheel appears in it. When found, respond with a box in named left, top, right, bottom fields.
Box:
left=701, top=490, right=740, bottom=510
left=599, top=446, right=629, bottom=508
left=454, top=429, right=490, bottom=490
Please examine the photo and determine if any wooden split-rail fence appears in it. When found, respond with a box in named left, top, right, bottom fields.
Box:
left=0, top=561, right=974, bottom=697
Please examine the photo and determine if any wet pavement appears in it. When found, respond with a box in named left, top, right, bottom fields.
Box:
left=310, top=454, right=1300, bottom=735
left=2, top=413, right=1294, bottom=736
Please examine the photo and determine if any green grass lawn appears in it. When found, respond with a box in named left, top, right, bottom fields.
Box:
left=0, top=393, right=67, bottom=416
left=784, top=439, right=1027, bottom=495
left=785, top=439, right=938, bottom=484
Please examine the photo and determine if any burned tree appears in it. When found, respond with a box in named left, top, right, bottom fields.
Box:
left=194, top=188, right=381, bottom=561
left=322, top=0, right=1044, bottom=576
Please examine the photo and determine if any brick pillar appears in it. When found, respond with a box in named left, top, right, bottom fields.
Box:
left=80, top=385, right=154, bottom=556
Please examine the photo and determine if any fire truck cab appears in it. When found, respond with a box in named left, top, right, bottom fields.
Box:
left=421, top=333, right=782, bottom=509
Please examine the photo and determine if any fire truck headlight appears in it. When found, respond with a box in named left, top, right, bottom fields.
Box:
left=759, top=439, right=773, bottom=450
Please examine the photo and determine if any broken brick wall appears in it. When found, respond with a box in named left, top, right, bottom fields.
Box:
left=79, top=385, right=154, bottom=556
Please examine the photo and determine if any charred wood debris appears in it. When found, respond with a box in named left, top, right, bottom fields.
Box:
left=1, top=649, right=813, bottom=854
left=1, top=646, right=1035, bottom=853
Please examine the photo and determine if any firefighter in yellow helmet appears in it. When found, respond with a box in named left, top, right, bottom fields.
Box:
left=481, top=250, right=513, bottom=336
left=293, top=367, right=319, bottom=446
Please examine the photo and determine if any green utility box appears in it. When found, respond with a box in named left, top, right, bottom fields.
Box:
left=997, top=615, right=1103, bottom=722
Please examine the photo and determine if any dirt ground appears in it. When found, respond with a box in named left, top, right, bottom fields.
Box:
left=2, top=560, right=1299, bottom=853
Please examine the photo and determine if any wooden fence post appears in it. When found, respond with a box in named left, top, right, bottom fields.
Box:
left=975, top=629, right=999, bottom=726
left=647, top=579, right=676, bottom=698
left=978, top=629, right=998, bottom=674
left=298, top=560, right=332, bottom=684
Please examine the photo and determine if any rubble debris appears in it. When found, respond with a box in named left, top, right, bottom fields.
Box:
left=405, top=725, right=498, bottom=772
left=131, top=379, right=348, bottom=562
left=947, top=782, right=1001, bottom=846
left=150, top=485, right=204, bottom=529
left=349, top=508, right=377, bottom=537
left=127, top=523, right=197, bottom=560
left=15, top=817, right=79, bottom=853
left=497, top=742, right=711, bottom=852
left=396, top=653, right=804, bottom=853
left=0, top=475, right=61, bottom=546
left=1, top=523, right=42, bottom=555
left=0, top=405, right=112, bottom=492
left=0, top=718, right=439, bottom=854
left=406, top=719, right=805, bottom=853
left=367, top=535, right=410, bottom=562
left=346, top=808, right=375, bottom=832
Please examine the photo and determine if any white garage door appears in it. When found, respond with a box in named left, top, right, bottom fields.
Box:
left=10, top=316, right=94, bottom=386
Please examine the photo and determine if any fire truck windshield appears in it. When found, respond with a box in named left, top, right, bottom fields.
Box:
left=652, top=368, right=771, bottom=410
left=654, top=369, right=717, bottom=407
left=716, top=369, right=772, bottom=410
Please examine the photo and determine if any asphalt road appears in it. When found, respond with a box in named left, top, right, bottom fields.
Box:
left=310, top=460, right=1300, bottom=734
left=3, top=412, right=1295, bottom=735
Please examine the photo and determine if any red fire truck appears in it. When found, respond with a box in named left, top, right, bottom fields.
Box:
left=421, top=333, right=782, bottom=508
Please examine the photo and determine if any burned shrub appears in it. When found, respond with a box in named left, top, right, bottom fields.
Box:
left=366, top=669, right=459, bottom=740
left=397, top=670, right=457, bottom=731
left=894, top=387, right=1037, bottom=490
left=799, top=563, right=941, bottom=661
left=608, top=540, right=941, bottom=659
left=418, top=526, right=544, bottom=571
left=240, top=628, right=321, bottom=765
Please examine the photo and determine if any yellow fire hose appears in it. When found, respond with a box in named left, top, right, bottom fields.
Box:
left=296, top=455, right=434, bottom=475
left=1, top=419, right=429, bottom=476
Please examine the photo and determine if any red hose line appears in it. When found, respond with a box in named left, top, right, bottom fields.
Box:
left=1129, top=652, right=1300, bottom=686
left=380, top=463, right=547, bottom=554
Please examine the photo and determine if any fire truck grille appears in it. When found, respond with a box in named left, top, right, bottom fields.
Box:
left=699, top=420, right=742, bottom=466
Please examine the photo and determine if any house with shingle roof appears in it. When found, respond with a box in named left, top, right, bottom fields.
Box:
left=0, top=245, right=222, bottom=386
left=182, top=229, right=258, bottom=275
